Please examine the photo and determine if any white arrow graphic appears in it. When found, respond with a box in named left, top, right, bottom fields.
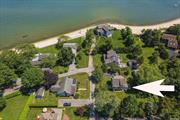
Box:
left=133, top=79, right=175, bottom=97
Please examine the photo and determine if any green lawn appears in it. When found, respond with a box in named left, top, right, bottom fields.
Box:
left=52, top=66, right=68, bottom=74
left=27, top=108, right=42, bottom=120
left=38, top=45, right=58, bottom=54
left=31, top=91, right=58, bottom=107
left=93, top=54, right=103, bottom=67
left=0, top=95, right=29, bottom=120
left=64, top=107, right=88, bottom=120
left=65, top=37, right=83, bottom=45
left=71, top=73, right=90, bottom=99
left=76, top=51, right=89, bottom=68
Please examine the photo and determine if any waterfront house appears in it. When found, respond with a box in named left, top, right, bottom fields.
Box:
left=36, top=87, right=45, bottom=99
left=95, top=25, right=114, bottom=37
left=37, top=108, right=62, bottom=120
left=161, top=34, right=179, bottom=49
left=50, top=77, right=76, bottom=97
left=31, top=53, right=49, bottom=66
left=111, top=74, right=128, bottom=91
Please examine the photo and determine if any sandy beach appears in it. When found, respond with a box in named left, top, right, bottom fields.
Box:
left=34, top=18, right=180, bottom=48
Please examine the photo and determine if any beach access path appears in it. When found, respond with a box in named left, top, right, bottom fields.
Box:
left=33, top=18, right=180, bottom=48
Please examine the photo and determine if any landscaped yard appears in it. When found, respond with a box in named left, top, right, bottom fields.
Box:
left=64, top=107, right=88, bottom=120
left=52, top=66, right=69, bottom=74
left=0, top=94, right=29, bottom=120
left=30, top=91, right=58, bottom=107
left=76, top=51, right=89, bottom=68
left=27, top=108, right=42, bottom=120
left=93, top=54, right=103, bottom=67
left=71, top=73, right=90, bottom=99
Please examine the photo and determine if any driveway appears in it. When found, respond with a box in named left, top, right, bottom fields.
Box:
left=58, top=99, right=93, bottom=107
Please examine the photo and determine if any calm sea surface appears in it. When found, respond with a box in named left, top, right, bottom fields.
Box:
left=0, top=0, right=180, bottom=49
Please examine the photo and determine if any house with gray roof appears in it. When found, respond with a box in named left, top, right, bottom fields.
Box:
left=104, top=50, right=120, bottom=65
left=50, top=77, right=76, bottom=97
left=95, top=25, right=114, bottom=37
left=112, top=74, right=128, bottom=91
left=36, top=87, right=45, bottom=99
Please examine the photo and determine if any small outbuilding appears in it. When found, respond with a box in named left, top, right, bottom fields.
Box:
left=31, top=53, right=49, bottom=66
left=36, top=87, right=45, bottom=99
left=127, top=60, right=139, bottom=69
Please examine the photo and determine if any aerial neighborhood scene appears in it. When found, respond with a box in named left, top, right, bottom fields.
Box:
left=0, top=0, right=180, bottom=120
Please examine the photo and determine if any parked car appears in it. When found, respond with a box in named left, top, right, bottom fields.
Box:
left=63, top=102, right=71, bottom=106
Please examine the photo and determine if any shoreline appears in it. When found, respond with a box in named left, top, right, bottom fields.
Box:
left=34, top=18, right=180, bottom=48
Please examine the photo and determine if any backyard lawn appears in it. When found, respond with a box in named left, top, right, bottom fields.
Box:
left=71, top=73, right=90, bottom=99
left=93, top=54, right=103, bottom=67
left=0, top=94, right=29, bottom=120
left=27, top=108, right=42, bottom=120
left=64, top=107, right=88, bottom=120
left=76, top=51, right=89, bottom=68
left=31, top=91, right=58, bottom=107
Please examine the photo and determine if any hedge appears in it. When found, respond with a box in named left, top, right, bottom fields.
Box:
left=18, top=94, right=34, bottom=120
left=4, top=91, right=21, bottom=99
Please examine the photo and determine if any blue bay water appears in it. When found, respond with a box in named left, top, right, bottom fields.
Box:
left=0, top=0, right=180, bottom=49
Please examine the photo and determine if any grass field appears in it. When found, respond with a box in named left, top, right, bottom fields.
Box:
left=0, top=95, right=29, bottom=120
left=27, top=108, right=42, bottom=120
left=64, top=107, right=88, bottom=120
left=71, top=73, right=90, bottom=99
left=76, top=51, right=89, bottom=68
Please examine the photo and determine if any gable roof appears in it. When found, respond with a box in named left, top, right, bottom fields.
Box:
left=104, top=50, right=120, bottom=64
left=112, top=75, right=128, bottom=88
left=51, top=77, right=76, bottom=95
left=162, top=34, right=179, bottom=49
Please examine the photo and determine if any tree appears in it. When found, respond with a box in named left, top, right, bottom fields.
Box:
left=95, top=91, right=120, bottom=118
left=0, top=97, right=6, bottom=111
left=21, top=68, right=44, bottom=89
left=149, top=51, right=159, bottom=64
left=57, top=48, right=75, bottom=66
left=120, top=95, right=139, bottom=117
left=41, top=54, right=57, bottom=68
left=98, top=39, right=112, bottom=54
left=156, top=44, right=169, bottom=59
left=131, top=65, right=163, bottom=86
left=121, top=27, right=132, bottom=39
left=43, top=70, right=58, bottom=89
left=141, top=29, right=162, bottom=47
left=107, top=63, right=120, bottom=74
left=16, top=43, right=37, bottom=59
left=166, top=24, right=180, bottom=35
left=75, top=105, right=91, bottom=117
left=0, top=50, right=32, bottom=76
left=0, top=63, right=17, bottom=89
left=127, top=45, right=142, bottom=59
left=91, top=66, right=103, bottom=83
left=124, top=35, right=135, bottom=46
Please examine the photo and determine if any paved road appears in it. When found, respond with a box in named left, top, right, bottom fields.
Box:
left=58, top=99, right=93, bottom=107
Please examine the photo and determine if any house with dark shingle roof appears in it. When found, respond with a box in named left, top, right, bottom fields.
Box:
left=111, top=74, right=128, bottom=91
left=104, top=50, right=120, bottom=65
left=50, top=77, right=76, bottom=97
left=95, top=25, right=114, bottom=37
left=161, top=34, right=179, bottom=49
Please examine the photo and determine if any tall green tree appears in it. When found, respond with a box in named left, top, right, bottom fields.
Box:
left=120, top=95, right=139, bottom=117
left=166, top=24, right=180, bottom=35
left=95, top=91, right=120, bottom=118
left=21, top=68, right=44, bottom=89
left=141, top=29, right=162, bottom=47
left=0, top=63, right=17, bottom=89
left=156, top=44, right=169, bottom=59
left=149, top=51, right=159, bottom=64
left=91, top=66, right=103, bottom=83
left=57, top=48, right=75, bottom=66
